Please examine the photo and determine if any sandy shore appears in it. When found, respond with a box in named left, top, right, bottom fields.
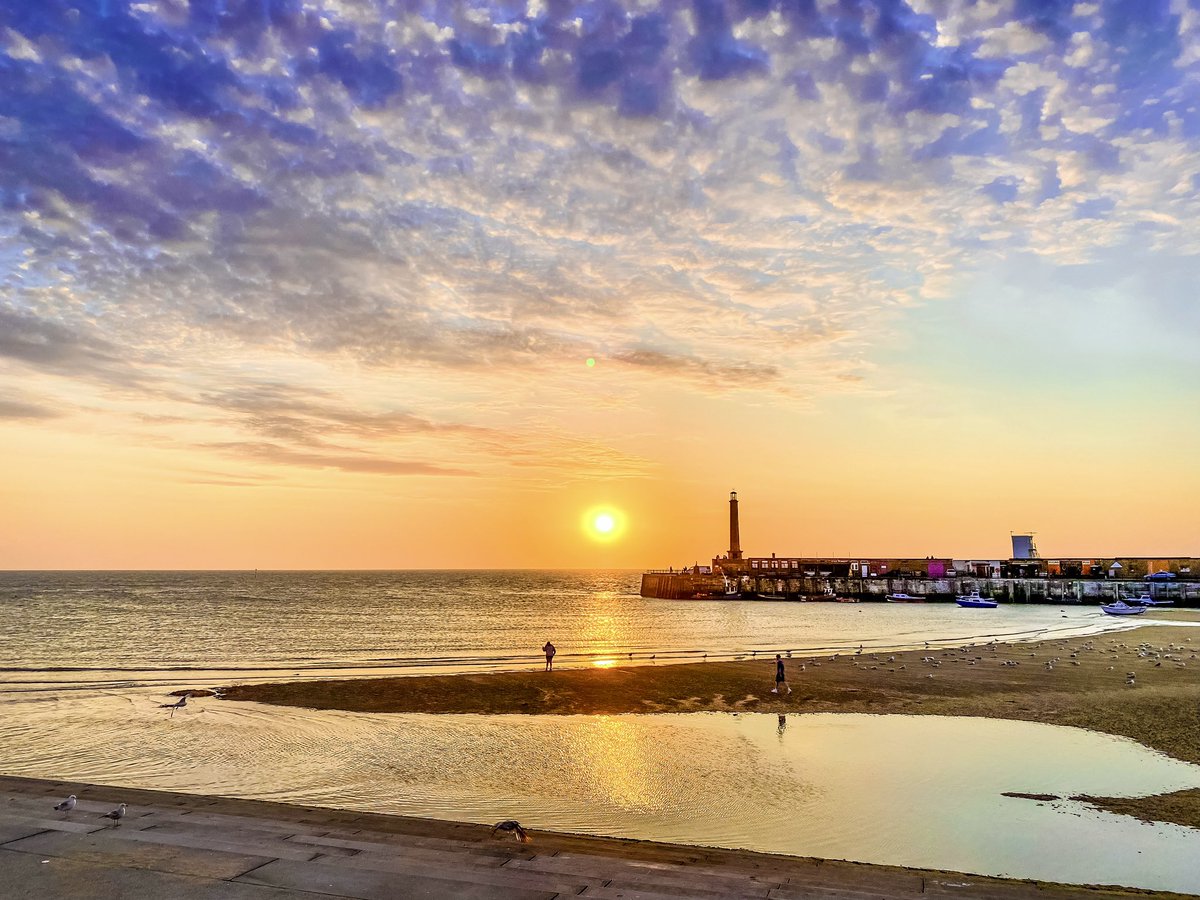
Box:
left=222, top=622, right=1200, bottom=828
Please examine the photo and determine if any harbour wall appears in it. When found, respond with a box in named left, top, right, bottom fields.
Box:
left=639, top=571, right=1199, bottom=604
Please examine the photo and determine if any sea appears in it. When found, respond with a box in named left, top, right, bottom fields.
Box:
left=1, top=570, right=1197, bottom=893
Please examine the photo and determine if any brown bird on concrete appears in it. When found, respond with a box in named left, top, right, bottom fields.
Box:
left=491, top=820, right=531, bottom=843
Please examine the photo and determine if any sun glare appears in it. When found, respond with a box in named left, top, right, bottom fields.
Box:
left=582, top=506, right=626, bottom=543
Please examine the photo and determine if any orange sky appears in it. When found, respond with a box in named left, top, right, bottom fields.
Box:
left=3, top=335, right=1196, bottom=569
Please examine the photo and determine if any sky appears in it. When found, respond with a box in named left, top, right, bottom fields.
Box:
left=1, top=0, right=1198, bottom=569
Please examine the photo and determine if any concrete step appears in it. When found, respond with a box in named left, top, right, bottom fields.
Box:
left=0, top=811, right=106, bottom=836
left=235, top=856, right=559, bottom=900
left=768, top=885, right=909, bottom=900
left=2, top=828, right=274, bottom=881
left=581, top=886, right=761, bottom=900
left=773, top=871, right=924, bottom=897
left=285, top=830, right=532, bottom=863
left=505, top=853, right=781, bottom=894
left=312, top=848, right=599, bottom=895
left=102, top=821, right=330, bottom=862
left=0, top=847, right=320, bottom=900
left=592, top=879, right=767, bottom=899
left=133, top=806, right=344, bottom=839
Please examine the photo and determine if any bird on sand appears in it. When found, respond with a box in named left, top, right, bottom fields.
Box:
left=168, top=695, right=187, bottom=716
left=54, top=794, right=76, bottom=815
left=491, top=820, right=531, bottom=843
left=100, top=803, right=126, bottom=825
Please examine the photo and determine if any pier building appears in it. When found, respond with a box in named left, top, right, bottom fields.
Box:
left=640, top=492, right=1198, bottom=604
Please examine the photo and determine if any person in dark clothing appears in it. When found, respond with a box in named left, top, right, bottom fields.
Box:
left=542, top=641, right=556, bottom=671
left=771, top=654, right=791, bottom=694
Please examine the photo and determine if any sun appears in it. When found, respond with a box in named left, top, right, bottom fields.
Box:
left=582, top=506, right=625, bottom=543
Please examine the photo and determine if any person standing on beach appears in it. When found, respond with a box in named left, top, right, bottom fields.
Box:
left=772, top=654, right=791, bottom=694
left=542, top=641, right=556, bottom=672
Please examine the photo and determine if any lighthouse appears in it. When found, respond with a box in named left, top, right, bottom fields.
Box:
left=728, top=491, right=743, bottom=560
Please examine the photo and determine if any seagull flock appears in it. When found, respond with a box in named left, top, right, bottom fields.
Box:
left=52, top=795, right=126, bottom=826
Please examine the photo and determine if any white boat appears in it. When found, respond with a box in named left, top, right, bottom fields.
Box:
left=885, top=592, right=924, bottom=603
left=955, top=590, right=997, bottom=608
left=1126, top=594, right=1174, bottom=607
left=1101, top=601, right=1148, bottom=616
left=757, top=593, right=786, bottom=601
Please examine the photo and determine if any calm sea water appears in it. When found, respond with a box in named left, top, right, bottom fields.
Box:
left=0, top=570, right=1141, bottom=694
left=2, top=570, right=1194, bottom=892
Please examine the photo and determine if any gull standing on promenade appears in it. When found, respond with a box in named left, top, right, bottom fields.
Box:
left=100, top=803, right=126, bottom=825
left=54, top=794, right=76, bottom=815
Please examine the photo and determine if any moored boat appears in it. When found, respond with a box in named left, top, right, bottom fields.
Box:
left=955, top=590, right=997, bottom=608
left=1101, top=600, right=1148, bottom=616
left=885, top=592, right=924, bottom=602
left=1127, top=594, right=1174, bottom=607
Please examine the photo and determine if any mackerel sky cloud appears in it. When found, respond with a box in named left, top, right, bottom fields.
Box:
left=1, top=0, right=1198, bottom=567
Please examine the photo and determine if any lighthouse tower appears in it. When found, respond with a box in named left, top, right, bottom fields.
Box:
left=728, top=491, right=743, bottom=560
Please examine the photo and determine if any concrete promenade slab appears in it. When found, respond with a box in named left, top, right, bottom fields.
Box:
left=0, top=774, right=1190, bottom=900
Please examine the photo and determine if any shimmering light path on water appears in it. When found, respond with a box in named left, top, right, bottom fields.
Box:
left=1, top=694, right=1197, bottom=894
left=0, top=571, right=1147, bottom=694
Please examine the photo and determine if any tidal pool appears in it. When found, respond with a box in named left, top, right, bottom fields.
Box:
left=2, top=692, right=1199, bottom=894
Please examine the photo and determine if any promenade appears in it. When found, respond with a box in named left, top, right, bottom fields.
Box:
left=0, top=775, right=1189, bottom=900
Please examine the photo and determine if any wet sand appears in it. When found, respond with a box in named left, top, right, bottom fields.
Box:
left=222, top=623, right=1200, bottom=828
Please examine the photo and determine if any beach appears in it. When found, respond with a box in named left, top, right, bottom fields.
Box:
left=223, top=623, right=1200, bottom=829
left=4, top=572, right=1198, bottom=893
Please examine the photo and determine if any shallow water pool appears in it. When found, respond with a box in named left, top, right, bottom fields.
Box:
left=2, top=690, right=1198, bottom=894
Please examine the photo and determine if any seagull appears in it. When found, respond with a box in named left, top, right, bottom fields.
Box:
left=100, top=803, right=126, bottom=825
left=491, top=820, right=531, bottom=843
left=169, top=695, right=187, bottom=717
left=54, top=794, right=76, bottom=815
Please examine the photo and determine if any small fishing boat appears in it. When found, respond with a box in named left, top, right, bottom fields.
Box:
left=885, top=592, right=924, bottom=602
left=1101, top=601, right=1148, bottom=616
left=955, top=591, right=997, bottom=608
left=757, top=593, right=786, bottom=601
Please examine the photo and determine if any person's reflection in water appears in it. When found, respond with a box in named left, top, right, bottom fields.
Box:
left=777, top=714, right=787, bottom=739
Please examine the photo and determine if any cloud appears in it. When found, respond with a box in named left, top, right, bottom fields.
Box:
left=0, top=397, right=61, bottom=420
left=1, top=0, right=1199, bottom=484
left=203, top=441, right=477, bottom=477
left=0, top=309, right=145, bottom=387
